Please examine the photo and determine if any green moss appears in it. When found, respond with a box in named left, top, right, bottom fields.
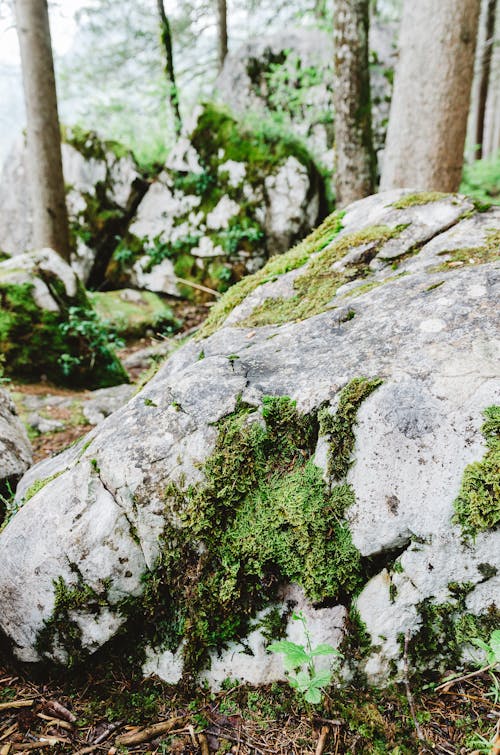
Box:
left=0, top=281, right=128, bottom=388
left=409, top=598, right=500, bottom=675
left=88, top=290, right=180, bottom=338
left=116, top=390, right=380, bottom=674
left=190, top=102, right=315, bottom=185
left=237, top=225, right=405, bottom=328
left=24, top=471, right=65, bottom=503
left=319, top=378, right=383, bottom=481
left=453, top=406, right=500, bottom=537
left=198, top=210, right=345, bottom=336
left=391, top=192, right=451, bottom=209
left=432, top=229, right=500, bottom=272
left=36, top=574, right=110, bottom=665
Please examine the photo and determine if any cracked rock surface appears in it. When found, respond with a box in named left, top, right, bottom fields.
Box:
left=0, top=191, right=498, bottom=685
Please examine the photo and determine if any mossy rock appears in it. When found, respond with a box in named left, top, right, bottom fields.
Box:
left=122, top=102, right=327, bottom=302
left=0, top=250, right=128, bottom=389
left=88, top=289, right=180, bottom=339
left=0, top=192, right=498, bottom=687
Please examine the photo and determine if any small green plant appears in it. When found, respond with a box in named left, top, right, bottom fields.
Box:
left=58, top=306, right=124, bottom=376
left=471, top=628, right=500, bottom=703
left=268, top=611, right=342, bottom=704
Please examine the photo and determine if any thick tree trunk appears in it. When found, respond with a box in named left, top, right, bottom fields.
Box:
left=217, top=0, right=228, bottom=72
left=157, top=0, right=182, bottom=138
left=333, top=0, right=376, bottom=208
left=381, top=0, right=481, bottom=192
left=15, top=0, right=70, bottom=262
left=475, top=0, right=497, bottom=158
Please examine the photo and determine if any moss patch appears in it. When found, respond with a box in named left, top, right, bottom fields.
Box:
left=36, top=574, right=111, bottom=665
left=237, top=225, right=405, bottom=328
left=409, top=597, right=499, bottom=676
left=198, top=210, right=345, bottom=336
left=432, top=229, right=500, bottom=272
left=24, top=471, right=65, bottom=503
left=453, top=405, right=500, bottom=538
left=47, top=388, right=378, bottom=676
left=319, top=377, right=383, bottom=481
left=391, top=192, right=451, bottom=209
left=0, top=281, right=128, bottom=388
left=88, top=290, right=180, bottom=339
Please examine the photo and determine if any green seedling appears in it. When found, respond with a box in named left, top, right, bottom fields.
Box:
left=268, top=610, right=342, bottom=704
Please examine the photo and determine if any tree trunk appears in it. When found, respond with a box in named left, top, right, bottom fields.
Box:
left=475, top=0, right=497, bottom=158
left=217, top=0, right=228, bottom=72
left=380, top=0, right=481, bottom=192
left=14, top=0, right=70, bottom=262
left=157, top=0, right=182, bottom=138
left=333, top=0, right=376, bottom=208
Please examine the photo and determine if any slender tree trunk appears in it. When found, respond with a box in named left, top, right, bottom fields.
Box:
left=333, top=0, right=376, bottom=208
left=217, top=0, right=228, bottom=72
left=476, top=0, right=497, bottom=158
left=157, top=0, right=182, bottom=138
left=381, top=0, right=481, bottom=192
left=14, top=0, right=70, bottom=262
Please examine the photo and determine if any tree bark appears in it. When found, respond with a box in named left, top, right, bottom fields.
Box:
left=157, top=0, right=182, bottom=138
left=380, top=0, right=481, bottom=192
left=14, top=0, right=70, bottom=262
left=217, top=0, right=228, bottom=72
left=475, top=0, right=497, bottom=158
left=333, top=0, right=376, bottom=208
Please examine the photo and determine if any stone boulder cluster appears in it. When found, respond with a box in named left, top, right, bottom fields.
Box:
left=0, top=190, right=497, bottom=690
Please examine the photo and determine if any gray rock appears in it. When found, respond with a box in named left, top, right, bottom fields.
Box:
left=0, top=387, right=32, bottom=495
left=0, top=191, right=497, bottom=688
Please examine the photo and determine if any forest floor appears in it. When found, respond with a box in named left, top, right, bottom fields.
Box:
left=0, top=656, right=498, bottom=754
left=2, top=299, right=499, bottom=754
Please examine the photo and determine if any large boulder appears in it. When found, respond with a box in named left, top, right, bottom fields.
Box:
left=0, top=386, right=32, bottom=521
left=0, top=191, right=498, bottom=689
left=0, top=248, right=128, bottom=388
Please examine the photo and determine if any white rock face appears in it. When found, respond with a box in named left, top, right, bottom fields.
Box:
left=264, top=156, right=319, bottom=251
left=0, top=138, right=140, bottom=265
left=206, top=196, right=240, bottom=230
left=0, top=387, right=32, bottom=491
left=0, top=248, right=80, bottom=310
left=0, top=192, right=497, bottom=687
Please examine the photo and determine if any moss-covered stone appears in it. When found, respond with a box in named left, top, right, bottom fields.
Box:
left=431, top=229, right=500, bottom=272
left=88, top=290, right=180, bottom=339
left=391, top=192, right=451, bottom=209
left=236, top=225, right=405, bottom=328
left=76, top=389, right=380, bottom=676
left=453, top=406, right=500, bottom=538
left=36, top=574, right=111, bottom=666
left=198, top=210, right=345, bottom=336
left=116, top=103, right=327, bottom=302
left=0, top=279, right=128, bottom=389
